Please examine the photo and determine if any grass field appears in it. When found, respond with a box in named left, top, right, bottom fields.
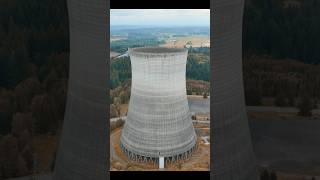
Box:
left=160, top=36, right=210, bottom=48
left=110, top=37, right=127, bottom=42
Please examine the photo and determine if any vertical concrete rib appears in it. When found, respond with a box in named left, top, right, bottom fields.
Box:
left=52, top=0, right=108, bottom=179
left=211, top=0, right=258, bottom=179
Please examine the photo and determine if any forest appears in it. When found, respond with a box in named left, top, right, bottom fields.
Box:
left=243, top=0, right=320, bottom=110
left=243, top=57, right=320, bottom=107
left=0, top=0, right=69, bottom=178
left=243, top=0, right=320, bottom=64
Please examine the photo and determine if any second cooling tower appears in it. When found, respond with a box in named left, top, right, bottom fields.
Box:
left=120, top=47, right=197, bottom=162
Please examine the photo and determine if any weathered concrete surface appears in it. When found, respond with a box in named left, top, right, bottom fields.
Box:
left=120, top=47, right=197, bottom=160
left=52, top=0, right=109, bottom=179
left=110, top=98, right=210, bottom=123
left=211, top=0, right=258, bottom=179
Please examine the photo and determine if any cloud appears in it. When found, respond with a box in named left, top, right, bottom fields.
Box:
left=110, top=9, right=210, bottom=26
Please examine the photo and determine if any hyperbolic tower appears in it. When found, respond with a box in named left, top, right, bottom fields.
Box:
left=211, top=0, right=258, bottom=179
left=120, top=47, right=197, bottom=163
left=52, top=0, right=258, bottom=178
left=53, top=0, right=108, bottom=179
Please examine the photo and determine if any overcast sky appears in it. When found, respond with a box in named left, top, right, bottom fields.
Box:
left=110, top=9, right=210, bottom=27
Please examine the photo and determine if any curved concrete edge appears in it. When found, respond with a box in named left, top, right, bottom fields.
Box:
left=52, top=0, right=109, bottom=179
left=211, top=0, right=258, bottom=179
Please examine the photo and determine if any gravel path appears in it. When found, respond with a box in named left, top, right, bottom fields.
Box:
left=110, top=129, right=125, bottom=164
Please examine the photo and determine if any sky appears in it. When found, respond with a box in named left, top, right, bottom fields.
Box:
left=110, top=9, right=210, bottom=27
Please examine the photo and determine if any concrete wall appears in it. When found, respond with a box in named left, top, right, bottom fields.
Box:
left=120, top=47, right=197, bottom=160
left=52, top=0, right=109, bottom=179
left=211, top=0, right=258, bottom=179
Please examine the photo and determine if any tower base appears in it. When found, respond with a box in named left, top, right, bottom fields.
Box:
left=119, top=141, right=198, bottom=164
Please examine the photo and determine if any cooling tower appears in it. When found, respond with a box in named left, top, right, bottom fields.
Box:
left=52, top=0, right=108, bottom=179
left=211, top=0, right=258, bottom=179
left=120, top=47, right=197, bottom=163
left=51, top=0, right=257, bottom=177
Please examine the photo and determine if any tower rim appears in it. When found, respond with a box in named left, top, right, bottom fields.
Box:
left=129, top=47, right=188, bottom=57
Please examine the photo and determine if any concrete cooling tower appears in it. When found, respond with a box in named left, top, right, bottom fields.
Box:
left=52, top=0, right=108, bottom=179
left=50, top=0, right=257, bottom=178
left=211, top=0, right=258, bottom=179
left=120, top=47, right=197, bottom=163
